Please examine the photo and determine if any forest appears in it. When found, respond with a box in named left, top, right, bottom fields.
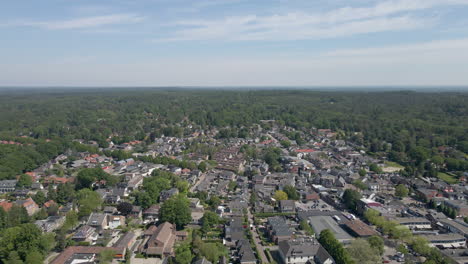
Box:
left=0, top=88, right=467, bottom=179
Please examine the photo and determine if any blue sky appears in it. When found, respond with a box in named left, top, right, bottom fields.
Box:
left=1, top=0, right=468, bottom=86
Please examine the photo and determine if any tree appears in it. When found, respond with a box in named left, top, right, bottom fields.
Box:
left=395, top=184, right=409, bottom=198
left=135, top=191, right=153, bottom=209
left=201, top=211, right=220, bottom=234
left=63, top=211, right=79, bottom=230
left=16, top=174, right=32, bottom=188
left=5, top=251, right=23, bottom=264
left=273, top=190, right=288, bottom=201
left=283, top=185, right=300, bottom=200
left=347, top=239, right=381, bottom=264
left=228, top=181, right=237, bottom=192
left=367, top=235, right=384, bottom=256
left=76, top=189, right=102, bottom=218
left=299, top=220, right=314, bottom=236
left=24, top=251, right=43, bottom=264
left=160, top=195, right=192, bottom=229
left=32, top=191, right=47, bottom=206
left=342, top=189, right=361, bottom=212
left=369, top=164, right=382, bottom=174
left=318, top=229, right=355, bottom=264
left=358, top=168, right=367, bottom=177
left=175, top=243, right=193, bottom=264
left=207, top=196, right=221, bottom=209
left=98, top=249, right=116, bottom=264
left=117, top=202, right=133, bottom=216
left=198, top=242, right=227, bottom=263
left=280, top=140, right=291, bottom=148
left=198, top=162, right=208, bottom=172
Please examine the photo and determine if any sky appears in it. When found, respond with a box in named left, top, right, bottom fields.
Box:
left=1, top=0, right=468, bottom=87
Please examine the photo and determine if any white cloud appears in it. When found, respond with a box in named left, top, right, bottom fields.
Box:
left=154, top=0, right=468, bottom=41
left=19, top=14, right=144, bottom=30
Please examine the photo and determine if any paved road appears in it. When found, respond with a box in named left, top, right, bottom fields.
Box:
left=247, top=208, right=269, bottom=264
left=190, top=172, right=207, bottom=192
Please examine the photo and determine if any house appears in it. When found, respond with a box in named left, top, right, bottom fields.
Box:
left=225, top=217, right=245, bottom=244
left=444, top=200, right=468, bottom=217
left=416, top=188, right=439, bottom=201
left=236, top=239, right=257, bottom=264
left=393, top=217, right=432, bottom=230
left=143, top=204, right=160, bottom=222
left=0, top=201, right=13, bottom=212
left=267, top=216, right=293, bottom=244
left=15, top=197, right=39, bottom=216
left=140, top=222, right=183, bottom=257
left=115, top=232, right=136, bottom=249
left=0, top=180, right=17, bottom=193
left=72, top=225, right=98, bottom=244
left=160, top=188, right=179, bottom=202
left=107, top=215, right=126, bottom=229
left=279, top=200, right=296, bottom=213
left=87, top=213, right=108, bottom=231
left=129, top=206, right=142, bottom=218
left=50, top=246, right=125, bottom=264
left=278, top=239, right=335, bottom=264
left=35, top=216, right=65, bottom=232
left=422, top=234, right=466, bottom=249
left=103, top=206, right=117, bottom=214
left=343, top=219, right=378, bottom=238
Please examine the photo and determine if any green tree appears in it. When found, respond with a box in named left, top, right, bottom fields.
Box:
left=299, top=220, right=314, bottom=236
left=24, top=251, right=43, bottom=264
left=198, top=242, right=227, bottom=263
left=135, top=191, right=153, bottom=209
left=160, top=195, right=192, bottom=229
left=369, top=164, right=382, bottom=174
left=32, top=191, right=47, bottom=207
left=198, top=162, right=208, bottom=172
left=16, top=174, right=32, bottom=188
left=174, top=243, right=193, bottom=264
left=5, top=251, right=23, bottom=264
left=77, top=189, right=102, bottom=218
left=347, top=239, right=381, bottom=264
left=367, top=235, right=384, bottom=256
left=395, top=184, right=409, bottom=198
left=342, top=189, right=361, bottom=212
left=273, top=190, right=288, bottom=201
left=318, top=229, right=355, bottom=264
left=283, top=185, right=300, bottom=200
left=358, top=168, right=367, bottom=177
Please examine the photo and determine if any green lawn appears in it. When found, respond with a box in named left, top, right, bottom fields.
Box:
left=437, top=172, right=458, bottom=184
left=384, top=161, right=404, bottom=169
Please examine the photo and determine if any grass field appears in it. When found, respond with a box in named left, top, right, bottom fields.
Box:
left=437, top=172, right=458, bottom=184
left=384, top=161, right=405, bottom=169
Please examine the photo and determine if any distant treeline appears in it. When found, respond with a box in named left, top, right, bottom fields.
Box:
left=0, top=89, right=466, bottom=178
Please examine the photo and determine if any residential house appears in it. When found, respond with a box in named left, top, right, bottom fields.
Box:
left=107, top=215, right=126, bottom=229
left=140, top=222, right=186, bottom=257
left=0, top=180, right=17, bottom=193
left=72, top=225, right=98, bottom=244
left=35, top=216, right=65, bottom=232
left=267, top=216, right=293, bottom=244
left=143, top=204, right=160, bottom=222
left=50, top=246, right=125, bottom=264
left=87, top=213, right=107, bottom=231
left=279, top=200, right=296, bottom=213
left=160, top=188, right=179, bottom=202
left=278, top=239, right=335, bottom=264
left=15, top=197, right=39, bottom=216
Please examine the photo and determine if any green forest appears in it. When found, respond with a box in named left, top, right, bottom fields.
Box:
left=0, top=88, right=467, bottom=179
